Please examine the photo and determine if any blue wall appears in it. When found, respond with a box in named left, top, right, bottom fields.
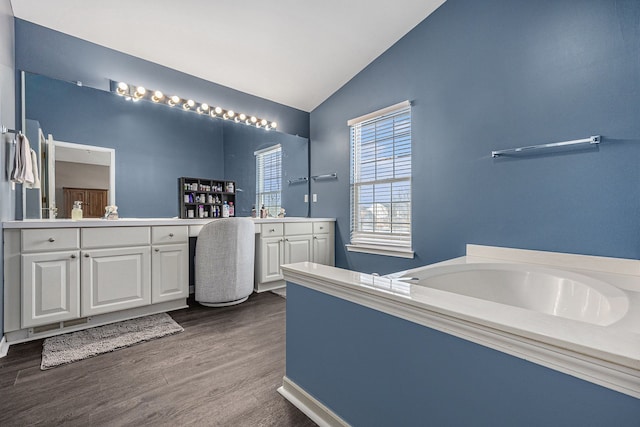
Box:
left=309, top=0, right=640, bottom=274
left=287, top=283, right=640, bottom=426
left=25, top=73, right=225, bottom=218
left=223, top=122, right=309, bottom=217
left=15, top=19, right=309, bottom=138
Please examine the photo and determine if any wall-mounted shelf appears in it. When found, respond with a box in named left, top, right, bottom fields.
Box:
left=491, top=135, right=601, bottom=158
left=178, top=177, right=236, bottom=219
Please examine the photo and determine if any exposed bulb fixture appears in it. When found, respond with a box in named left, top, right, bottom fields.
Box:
left=183, top=99, right=195, bottom=110
left=116, top=82, right=128, bottom=96
left=151, top=90, right=164, bottom=102
left=111, top=80, right=278, bottom=131
left=134, top=86, right=146, bottom=100
left=168, top=95, right=180, bottom=107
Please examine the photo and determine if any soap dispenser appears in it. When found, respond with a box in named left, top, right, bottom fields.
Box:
left=71, top=201, right=83, bottom=220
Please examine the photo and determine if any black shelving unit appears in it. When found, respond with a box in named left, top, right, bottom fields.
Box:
left=179, top=177, right=236, bottom=219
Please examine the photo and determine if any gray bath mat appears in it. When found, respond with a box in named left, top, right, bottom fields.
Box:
left=41, top=313, right=183, bottom=370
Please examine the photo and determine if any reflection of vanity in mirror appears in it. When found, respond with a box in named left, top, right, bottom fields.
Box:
left=26, top=133, right=116, bottom=219
left=22, top=71, right=310, bottom=219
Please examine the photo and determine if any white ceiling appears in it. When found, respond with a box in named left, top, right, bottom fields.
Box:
left=10, top=0, right=445, bottom=112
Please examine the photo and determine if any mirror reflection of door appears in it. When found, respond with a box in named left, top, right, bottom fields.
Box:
left=62, top=187, right=108, bottom=218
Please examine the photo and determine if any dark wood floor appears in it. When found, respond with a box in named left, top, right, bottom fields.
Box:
left=0, top=292, right=316, bottom=427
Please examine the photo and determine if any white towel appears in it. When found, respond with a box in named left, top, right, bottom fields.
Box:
left=10, top=133, right=34, bottom=185
left=26, top=148, right=41, bottom=189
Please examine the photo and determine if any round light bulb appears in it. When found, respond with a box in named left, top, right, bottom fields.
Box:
left=250, top=116, right=257, bottom=123
left=135, top=86, right=146, bottom=96
left=260, top=119, right=268, bottom=126
left=228, top=110, right=235, bottom=118
left=168, top=95, right=180, bottom=107
left=215, top=107, right=223, bottom=114
left=271, top=122, right=277, bottom=129
left=116, top=82, right=128, bottom=96
left=201, top=103, right=209, bottom=111
left=151, top=91, right=164, bottom=102
left=239, top=113, right=246, bottom=120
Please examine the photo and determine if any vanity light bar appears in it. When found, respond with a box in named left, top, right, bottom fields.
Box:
left=111, top=81, right=278, bottom=131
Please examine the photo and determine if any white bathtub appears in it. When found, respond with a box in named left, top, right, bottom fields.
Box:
left=396, top=263, right=629, bottom=326
left=281, top=244, right=640, bottom=398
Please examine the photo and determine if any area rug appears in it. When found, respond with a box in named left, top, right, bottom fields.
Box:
left=41, top=313, right=183, bottom=370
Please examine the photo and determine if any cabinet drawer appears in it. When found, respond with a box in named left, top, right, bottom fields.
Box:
left=261, top=223, right=284, bottom=236
left=22, top=228, right=80, bottom=252
left=82, top=227, right=150, bottom=248
left=313, top=222, right=332, bottom=234
left=284, top=222, right=312, bottom=236
left=152, top=226, right=188, bottom=244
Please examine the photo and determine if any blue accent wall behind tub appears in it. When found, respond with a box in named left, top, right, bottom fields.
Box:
left=309, top=0, right=640, bottom=274
left=286, top=283, right=640, bottom=426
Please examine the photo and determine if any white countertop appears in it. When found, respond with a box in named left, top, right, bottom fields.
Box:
left=2, top=217, right=335, bottom=229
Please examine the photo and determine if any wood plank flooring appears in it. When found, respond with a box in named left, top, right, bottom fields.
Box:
left=0, top=292, right=316, bottom=427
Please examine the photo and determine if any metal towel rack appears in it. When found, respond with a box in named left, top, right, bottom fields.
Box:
left=1, top=125, right=20, bottom=135
left=311, top=172, right=338, bottom=180
left=491, top=135, right=601, bottom=158
left=287, top=177, right=309, bottom=185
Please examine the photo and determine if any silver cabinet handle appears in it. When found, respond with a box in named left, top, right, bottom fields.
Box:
left=48, top=237, right=55, bottom=242
left=169, top=233, right=174, bottom=237
left=71, top=254, right=76, bottom=259
left=313, top=236, right=318, bottom=239
left=269, top=228, right=275, bottom=232
left=319, top=226, right=324, bottom=230
left=155, top=248, right=160, bottom=252
left=84, top=253, right=90, bottom=258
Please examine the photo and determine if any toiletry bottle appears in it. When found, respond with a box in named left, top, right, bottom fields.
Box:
left=251, top=205, right=256, bottom=218
left=222, top=201, right=230, bottom=218
left=229, top=202, right=234, bottom=217
left=260, top=205, right=267, bottom=218
left=71, top=201, right=83, bottom=220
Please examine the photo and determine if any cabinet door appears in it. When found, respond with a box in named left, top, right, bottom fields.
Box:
left=259, top=236, right=284, bottom=283
left=312, top=233, right=331, bottom=265
left=21, top=251, right=80, bottom=328
left=81, top=246, right=151, bottom=316
left=284, top=235, right=312, bottom=264
left=152, top=243, right=188, bottom=303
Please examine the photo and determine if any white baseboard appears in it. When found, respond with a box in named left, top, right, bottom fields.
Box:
left=277, top=376, right=349, bottom=427
left=0, top=336, right=9, bottom=358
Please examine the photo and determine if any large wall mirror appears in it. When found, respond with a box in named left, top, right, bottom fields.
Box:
left=22, top=71, right=309, bottom=219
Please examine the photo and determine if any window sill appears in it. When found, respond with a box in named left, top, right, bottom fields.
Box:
left=346, top=244, right=414, bottom=259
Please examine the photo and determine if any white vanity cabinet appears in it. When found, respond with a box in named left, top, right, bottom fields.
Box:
left=20, top=228, right=81, bottom=328
left=80, top=227, right=151, bottom=316
left=312, top=222, right=334, bottom=265
left=151, top=226, right=189, bottom=303
left=256, top=224, right=285, bottom=287
left=255, top=220, right=335, bottom=293
left=283, top=222, right=313, bottom=265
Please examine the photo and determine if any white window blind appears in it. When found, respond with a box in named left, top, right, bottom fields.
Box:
left=349, top=101, right=412, bottom=254
left=256, top=145, right=282, bottom=217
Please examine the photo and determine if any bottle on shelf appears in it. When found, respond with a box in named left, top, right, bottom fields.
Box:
left=260, top=205, right=267, bottom=218
left=222, top=201, right=230, bottom=218
left=229, top=202, right=234, bottom=217
left=251, top=205, right=256, bottom=218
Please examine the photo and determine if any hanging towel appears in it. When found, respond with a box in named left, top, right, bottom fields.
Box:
left=10, top=133, right=34, bottom=185
left=26, top=148, right=41, bottom=189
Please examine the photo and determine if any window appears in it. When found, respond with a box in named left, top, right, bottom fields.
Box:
left=347, top=101, right=413, bottom=258
left=255, top=144, right=282, bottom=217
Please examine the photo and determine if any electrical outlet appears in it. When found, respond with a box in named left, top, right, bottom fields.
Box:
left=304, top=194, right=309, bottom=203
left=313, top=194, right=318, bottom=202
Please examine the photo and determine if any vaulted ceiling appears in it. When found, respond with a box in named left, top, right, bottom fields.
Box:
left=10, top=0, right=446, bottom=111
